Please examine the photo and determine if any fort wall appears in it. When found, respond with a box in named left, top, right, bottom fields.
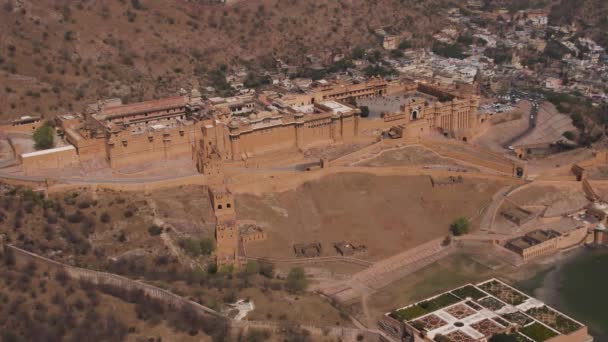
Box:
left=5, top=244, right=220, bottom=317
left=0, top=117, right=42, bottom=133
left=107, top=124, right=200, bottom=168
left=20, top=146, right=80, bottom=174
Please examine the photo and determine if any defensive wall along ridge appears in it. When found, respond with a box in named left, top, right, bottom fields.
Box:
left=4, top=244, right=221, bottom=317
left=3, top=244, right=389, bottom=340
left=0, top=171, right=207, bottom=194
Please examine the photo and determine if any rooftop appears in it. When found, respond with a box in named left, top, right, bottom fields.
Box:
left=319, top=101, right=354, bottom=114
left=93, top=96, right=188, bottom=121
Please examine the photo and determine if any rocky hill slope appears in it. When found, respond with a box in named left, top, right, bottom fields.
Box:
left=0, top=0, right=448, bottom=122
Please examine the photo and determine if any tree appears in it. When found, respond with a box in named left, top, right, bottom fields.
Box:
left=450, top=217, right=470, bottom=236
left=286, top=267, right=308, bottom=293
left=100, top=212, right=111, bottom=223
left=181, top=239, right=202, bottom=256
left=398, top=40, right=411, bottom=50
left=33, top=125, right=55, bottom=150
left=562, top=131, right=576, bottom=141
left=359, top=106, right=370, bottom=118
left=351, top=47, right=365, bottom=60
left=244, top=260, right=259, bottom=275
left=148, top=225, right=163, bottom=236
left=199, top=238, right=215, bottom=255
left=258, top=259, right=274, bottom=278
left=390, top=49, right=404, bottom=58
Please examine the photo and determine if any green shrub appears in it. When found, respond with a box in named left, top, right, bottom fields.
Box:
left=562, top=131, right=575, bottom=140
left=451, top=285, right=486, bottom=300
left=148, top=225, right=163, bottom=236
left=391, top=305, right=428, bottom=321
left=359, top=106, right=370, bottom=118
left=33, top=125, right=55, bottom=150
left=520, top=322, right=558, bottom=341
left=286, top=267, right=308, bottom=293
left=451, top=217, right=470, bottom=236
left=180, top=238, right=215, bottom=256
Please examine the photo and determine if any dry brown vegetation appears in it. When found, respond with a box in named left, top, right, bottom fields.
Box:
left=0, top=182, right=353, bottom=340
left=0, top=250, right=221, bottom=341
left=0, top=0, right=449, bottom=122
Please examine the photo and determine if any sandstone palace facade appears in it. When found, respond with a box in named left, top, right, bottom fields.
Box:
left=39, top=78, right=481, bottom=175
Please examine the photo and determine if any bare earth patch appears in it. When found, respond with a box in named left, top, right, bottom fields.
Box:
left=236, top=173, right=507, bottom=261
left=358, top=145, right=474, bottom=170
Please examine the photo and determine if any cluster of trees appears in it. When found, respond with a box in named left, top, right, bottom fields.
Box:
left=450, top=217, right=470, bottom=236
left=180, top=238, right=215, bottom=257
left=432, top=42, right=466, bottom=60
left=543, top=89, right=606, bottom=146
left=0, top=259, right=130, bottom=341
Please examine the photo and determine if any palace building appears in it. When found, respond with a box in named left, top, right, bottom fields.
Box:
left=19, top=78, right=484, bottom=178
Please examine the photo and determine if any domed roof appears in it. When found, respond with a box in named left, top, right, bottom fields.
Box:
left=248, top=113, right=257, bottom=120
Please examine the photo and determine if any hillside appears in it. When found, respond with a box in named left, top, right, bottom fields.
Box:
left=548, top=0, right=608, bottom=48
left=0, top=0, right=450, bottom=123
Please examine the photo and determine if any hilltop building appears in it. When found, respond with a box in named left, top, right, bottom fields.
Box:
left=16, top=78, right=483, bottom=177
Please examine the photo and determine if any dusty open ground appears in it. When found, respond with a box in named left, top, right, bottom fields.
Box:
left=474, top=100, right=531, bottom=153
left=515, top=102, right=576, bottom=148
left=236, top=172, right=509, bottom=261
left=507, top=184, right=588, bottom=216
left=357, top=145, right=476, bottom=171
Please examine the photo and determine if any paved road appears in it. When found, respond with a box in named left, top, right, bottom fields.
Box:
left=320, top=238, right=455, bottom=303
left=502, top=91, right=542, bottom=149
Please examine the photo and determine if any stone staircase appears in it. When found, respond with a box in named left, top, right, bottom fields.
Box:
left=322, top=238, right=455, bottom=303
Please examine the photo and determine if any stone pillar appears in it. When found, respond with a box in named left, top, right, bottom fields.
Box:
left=331, top=114, right=341, bottom=143
left=594, top=229, right=604, bottom=245
left=230, top=135, right=240, bottom=160
left=295, top=113, right=305, bottom=149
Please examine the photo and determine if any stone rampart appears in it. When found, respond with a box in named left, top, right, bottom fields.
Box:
left=6, top=244, right=220, bottom=317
